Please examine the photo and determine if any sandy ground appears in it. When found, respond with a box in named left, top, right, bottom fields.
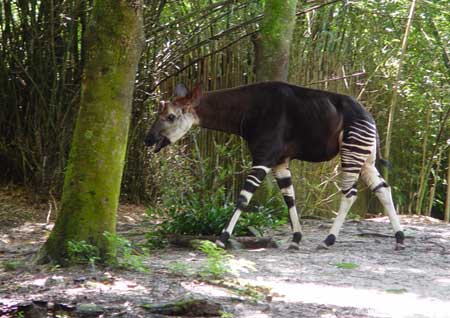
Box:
left=1, top=208, right=450, bottom=318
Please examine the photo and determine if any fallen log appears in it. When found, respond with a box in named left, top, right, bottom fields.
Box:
left=167, top=235, right=280, bottom=249
left=141, top=296, right=223, bottom=317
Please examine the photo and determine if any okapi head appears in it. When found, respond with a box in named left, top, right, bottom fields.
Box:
left=145, top=84, right=202, bottom=153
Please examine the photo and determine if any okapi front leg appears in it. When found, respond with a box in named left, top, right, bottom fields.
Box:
left=273, top=162, right=302, bottom=250
left=216, top=166, right=270, bottom=248
left=320, top=185, right=358, bottom=249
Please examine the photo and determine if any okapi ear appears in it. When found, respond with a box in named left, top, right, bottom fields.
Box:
left=158, top=101, right=166, bottom=113
left=191, top=84, right=203, bottom=101
left=174, top=83, right=189, bottom=98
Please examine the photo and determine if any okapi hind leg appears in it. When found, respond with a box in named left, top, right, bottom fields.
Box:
left=215, top=165, right=270, bottom=248
left=361, top=164, right=405, bottom=250
left=320, top=119, right=376, bottom=249
left=273, top=161, right=302, bottom=250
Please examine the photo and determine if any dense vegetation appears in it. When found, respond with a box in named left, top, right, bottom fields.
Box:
left=1, top=0, right=449, bottom=233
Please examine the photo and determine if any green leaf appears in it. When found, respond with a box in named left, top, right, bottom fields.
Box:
left=335, top=262, right=359, bottom=269
left=385, top=288, right=408, bottom=294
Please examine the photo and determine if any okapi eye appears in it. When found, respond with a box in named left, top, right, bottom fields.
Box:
left=167, top=114, right=176, bottom=122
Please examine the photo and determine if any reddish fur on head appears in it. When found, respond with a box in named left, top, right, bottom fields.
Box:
left=171, top=84, right=203, bottom=112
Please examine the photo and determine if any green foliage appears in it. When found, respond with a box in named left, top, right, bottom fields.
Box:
left=220, top=311, right=235, bottom=318
left=16, top=311, right=25, bottom=318
left=198, top=240, right=233, bottom=279
left=335, top=262, right=359, bottom=270
left=66, top=233, right=148, bottom=272
left=166, top=241, right=233, bottom=279
left=232, top=283, right=267, bottom=302
left=67, top=240, right=100, bottom=266
left=103, top=232, right=149, bottom=272
left=168, top=262, right=195, bottom=276
left=2, top=260, right=24, bottom=271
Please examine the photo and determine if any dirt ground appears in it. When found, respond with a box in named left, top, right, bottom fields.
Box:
left=1, top=188, right=450, bottom=318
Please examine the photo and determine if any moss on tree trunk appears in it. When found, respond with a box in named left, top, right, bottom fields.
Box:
left=36, top=0, right=144, bottom=264
left=252, top=0, right=298, bottom=205
left=255, top=0, right=298, bottom=81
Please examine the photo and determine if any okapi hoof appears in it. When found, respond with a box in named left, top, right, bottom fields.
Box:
left=394, top=231, right=405, bottom=250
left=317, top=234, right=336, bottom=250
left=215, top=231, right=230, bottom=249
left=292, top=232, right=302, bottom=244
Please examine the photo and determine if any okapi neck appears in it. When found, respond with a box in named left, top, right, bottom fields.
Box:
left=194, top=93, right=245, bottom=136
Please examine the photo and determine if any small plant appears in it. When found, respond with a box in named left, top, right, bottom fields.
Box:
left=198, top=240, right=233, bottom=279
left=67, top=240, right=100, bottom=266
left=233, top=283, right=267, bottom=301
left=220, top=311, right=235, bottom=318
left=216, top=279, right=271, bottom=303
left=335, top=262, right=359, bottom=269
left=103, top=232, right=149, bottom=272
left=168, top=262, right=194, bottom=276
left=16, top=311, right=25, bottom=318
left=2, top=260, right=24, bottom=271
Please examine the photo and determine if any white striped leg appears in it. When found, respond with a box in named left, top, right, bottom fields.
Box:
left=216, top=165, right=270, bottom=248
left=273, top=162, right=302, bottom=247
left=322, top=120, right=376, bottom=248
left=322, top=189, right=358, bottom=247
left=361, top=164, right=405, bottom=249
left=322, top=168, right=364, bottom=247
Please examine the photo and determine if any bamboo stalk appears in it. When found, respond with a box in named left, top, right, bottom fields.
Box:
left=445, top=146, right=450, bottom=223
left=416, top=107, right=431, bottom=214
left=426, top=150, right=442, bottom=217
left=384, top=0, right=417, bottom=180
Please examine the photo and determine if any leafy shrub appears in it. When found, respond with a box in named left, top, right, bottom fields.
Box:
left=198, top=240, right=233, bottom=279
left=67, top=233, right=148, bottom=272
left=2, top=260, right=25, bottom=271
left=67, top=240, right=100, bottom=266
left=103, top=232, right=149, bottom=272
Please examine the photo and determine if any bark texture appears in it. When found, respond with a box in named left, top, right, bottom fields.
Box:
left=37, top=0, right=145, bottom=264
left=254, top=0, right=298, bottom=81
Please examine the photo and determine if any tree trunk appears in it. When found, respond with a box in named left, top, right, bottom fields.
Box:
left=254, top=0, right=298, bottom=81
left=36, top=0, right=145, bottom=264
left=251, top=0, right=298, bottom=205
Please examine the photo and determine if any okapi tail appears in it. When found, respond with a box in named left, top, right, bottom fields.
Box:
left=376, top=130, right=392, bottom=169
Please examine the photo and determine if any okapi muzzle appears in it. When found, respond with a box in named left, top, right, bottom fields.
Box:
left=144, top=120, right=171, bottom=153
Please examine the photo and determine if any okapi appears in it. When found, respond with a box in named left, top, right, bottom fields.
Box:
left=145, top=81, right=405, bottom=250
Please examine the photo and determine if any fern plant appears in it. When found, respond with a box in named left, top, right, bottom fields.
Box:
left=198, top=240, right=233, bottom=279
